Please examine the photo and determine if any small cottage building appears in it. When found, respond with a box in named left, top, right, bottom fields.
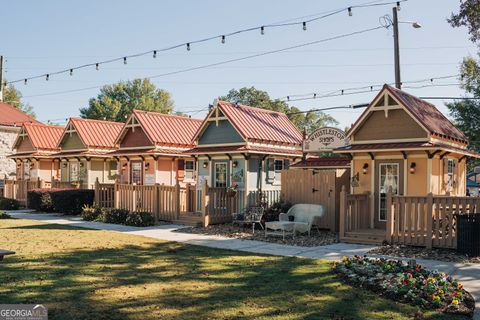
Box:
left=112, top=109, right=202, bottom=186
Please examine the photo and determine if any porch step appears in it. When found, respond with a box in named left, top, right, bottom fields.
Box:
left=171, top=212, right=203, bottom=227
left=342, top=230, right=386, bottom=245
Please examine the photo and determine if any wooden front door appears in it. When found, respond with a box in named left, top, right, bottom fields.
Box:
left=375, top=161, right=403, bottom=229
left=130, top=161, right=143, bottom=185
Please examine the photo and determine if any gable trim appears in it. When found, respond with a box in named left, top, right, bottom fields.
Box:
left=57, top=121, right=87, bottom=150
left=115, top=112, right=155, bottom=148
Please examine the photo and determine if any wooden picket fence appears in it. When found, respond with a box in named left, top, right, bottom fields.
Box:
left=94, top=180, right=281, bottom=226
left=340, top=186, right=480, bottom=249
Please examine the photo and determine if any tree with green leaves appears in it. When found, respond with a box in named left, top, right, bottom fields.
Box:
left=80, top=79, right=174, bottom=122
left=1, top=83, right=36, bottom=118
left=220, top=87, right=338, bottom=132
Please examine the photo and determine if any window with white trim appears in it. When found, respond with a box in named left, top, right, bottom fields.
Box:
left=447, top=159, right=455, bottom=190
left=274, top=159, right=284, bottom=181
left=185, top=160, right=195, bottom=181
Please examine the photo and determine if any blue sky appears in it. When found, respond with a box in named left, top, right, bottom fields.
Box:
left=2, top=0, right=475, bottom=129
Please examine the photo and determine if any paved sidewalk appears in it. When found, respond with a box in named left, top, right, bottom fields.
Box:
left=7, top=211, right=480, bottom=318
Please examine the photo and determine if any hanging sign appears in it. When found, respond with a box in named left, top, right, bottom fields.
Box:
left=303, top=127, right=348, bottom=152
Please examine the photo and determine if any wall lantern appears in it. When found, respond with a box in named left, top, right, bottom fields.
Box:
left=144, top=162, right=150, bottom=170
left=410, top=162, right=417, bottom=174
left=17, top=163, right=21, bottom=168
left=202, top=161, right=208, bottom=169
left=362, top=163, right=369, bottom=175
left=232, top=160, right=238, bottom=168
left=62, top=162, right=68, bottom=168
left=79, top=162, right=84, bottom=167
left=122, top=163, right=128, bottom=171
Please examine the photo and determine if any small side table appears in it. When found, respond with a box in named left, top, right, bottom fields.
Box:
left=265, top=221, right=295, bottom=240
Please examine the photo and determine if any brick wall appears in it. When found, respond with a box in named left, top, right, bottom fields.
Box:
left=0, top=126, right=20, bottom=178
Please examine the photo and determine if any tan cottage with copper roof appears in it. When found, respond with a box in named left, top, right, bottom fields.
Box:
left=335, top=84, right=480, bottom=229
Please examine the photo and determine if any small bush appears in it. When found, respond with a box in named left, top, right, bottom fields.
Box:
left=0, top=197, right=21, bottom=210
left=27, top=189, right=54, bottom=212
left=102, top=208, right=129, bottom=224
left=0, top=211, right=12, bottom=219
left=50, top=189, right=94, bottom=215
left=125, top=211, right=155, bottom=227
left=264, top=199, right=293, bottom=222
left=81, top=205, right=106, bottom=221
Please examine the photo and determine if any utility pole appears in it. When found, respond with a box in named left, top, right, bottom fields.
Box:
left=0, top=56, right=4, bottom=102
left=392, top=7, right=401, bottom=89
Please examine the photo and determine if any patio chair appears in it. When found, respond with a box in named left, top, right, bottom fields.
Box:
left=284, top=204, right=325, bottom=236
left=265, top=213, right=295, bottom=240
left=232, top=206, right=265, bottom=234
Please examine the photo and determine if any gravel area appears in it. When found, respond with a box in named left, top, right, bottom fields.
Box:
left=369, top=244, right=480, bottom=264
left=176, top=223, right=338, bottom=247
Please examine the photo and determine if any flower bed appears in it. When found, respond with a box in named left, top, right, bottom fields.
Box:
left=334, top=256, right=475, bottom=317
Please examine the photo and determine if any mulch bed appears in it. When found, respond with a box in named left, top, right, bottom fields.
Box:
left=368, top=244, right=480, bottom=264
left=175, top=223, right=338, bottom=247
left=334, top=256, right=476, bottom=318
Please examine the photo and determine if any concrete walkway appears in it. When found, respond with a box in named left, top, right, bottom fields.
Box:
left=7, top=211, right=480, bottom=318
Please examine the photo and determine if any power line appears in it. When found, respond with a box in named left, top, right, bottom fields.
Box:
left=22, top=25, right=387, bottom=99
left=6, top=0, right=405, bottom=86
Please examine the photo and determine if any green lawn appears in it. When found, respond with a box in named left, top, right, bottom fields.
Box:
left=0, top=219, right=466, bottom=320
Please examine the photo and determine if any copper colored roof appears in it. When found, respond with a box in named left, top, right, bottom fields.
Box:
left=0, top=102, right=40, bottom=126
left=22, top=122, right=64, bottom=151
left=68, top=118, right=124, bottom=149
left=132, top=110, right=203, bottom=147
left=203, top=101, right=303, bottom=145
left=335, top=141, right=480, bottom=158
left=189, top=145, right=302, bottom=156
left=292, top=157, right=351, bottom=168
left=386, top=85, right=467, bottom=143
left=109, top=147, right=189, bottom=157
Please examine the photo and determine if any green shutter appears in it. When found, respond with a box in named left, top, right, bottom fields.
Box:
left=283, top=159, right=290, bottom=170
left=266, top=158, right=275, bottom=183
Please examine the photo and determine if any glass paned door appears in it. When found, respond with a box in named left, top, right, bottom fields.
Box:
left=131, top=161, right=143, bottom=185
left=378, top=163, right=399, bottom=221
left=214, top=162, right=227, bottom=188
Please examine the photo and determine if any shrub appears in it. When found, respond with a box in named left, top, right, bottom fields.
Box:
left=81, top=205, right=106, bottom=221
left=264, top=199, right=293, bottom=222
left=0, top=197, right=21, bottom=210
left=0, top=211, right=12, bottom=219
left=50, top=189, right=94, bottom=215
left=125, top=211, right=155, bottom=227
left=27, top=189, right=54, bottom=212
left=102, top=208, right=129, bottom=224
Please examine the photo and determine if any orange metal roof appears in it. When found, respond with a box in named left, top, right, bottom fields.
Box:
left=0, top=102, right=40, bottom=126
left=189, top=144, right=302, bottom=156
left=22, top=122, right=64, bottom=151
left=211, top=101, right=303, bottom=145
left=68, top=118, right=124, bottom=149
left=131, top=110, right=203, bottom=147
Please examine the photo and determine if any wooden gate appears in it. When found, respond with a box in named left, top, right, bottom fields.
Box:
left=281, top=169, right=339, bottom=231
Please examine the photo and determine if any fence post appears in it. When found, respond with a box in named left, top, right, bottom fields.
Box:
left=426, top=192, right=433, bottom=249
left=385, top=187, right=394, bottom=243
left=339, top=185, right=346, bottom=240
left=132, top=184, right=137, bottom=212
left=185, top=183, right=191, bottom=212
left=201, top=179, right=209, bottom=227
left=94, top=178, right=100, bottom=206
left=114, top=181, right=119, bottom=209
left=154, top=183, right=159, bottom=223
left=175, top=182, right=180, bottom=220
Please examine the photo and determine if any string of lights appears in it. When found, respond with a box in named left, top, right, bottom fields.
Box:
left=5, top=0, right=406, bottom=86
left=22, top=25, right=387, bottom=99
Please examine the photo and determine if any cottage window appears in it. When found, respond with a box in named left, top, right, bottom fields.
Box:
left=447, top=159, right=455, bottom=190
left=185, top=160, right=195, bottom=181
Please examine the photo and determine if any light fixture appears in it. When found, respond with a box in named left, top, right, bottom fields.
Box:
left=412, top=22, right=422, bottom=29
left=302, top=22, right=307, bottom=31
left=62, top=162, right=67, bottom=168
left=348, top=7, right=352, bottom=16
left=186, top=43, right=191, bottom=51
left=145, top=162, right=150, bottom=170
left=153, top=50, right=157, bottom=58
left=79, top=162, right=84, bottom=167
left=260, top=26, right=265, bottom=35
left=123, top=57, right=127, bottom=65
left=46, top=74, right=49, bottom=81
left=24, top=79, right=27, bottom=85
left=221, top=35, right=225, bottom=44
left=410, top=162, right=417, bottom=174
left=96, top=63, right=99, bottom=71
left=396, top=1, right=401, bottom=11
left=362, top=163, right=369, bottom=174
left=17, top=163, right=21, bottom=168
left=232, top=160, right=238, bottom=168
left=69, top=69, right=73, bottom=76
left=202, top=161, right=208, bottom=169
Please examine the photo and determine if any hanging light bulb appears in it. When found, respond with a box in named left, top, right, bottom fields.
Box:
left=348, top=7, right=352, bottom=16
left=123, top=57, right=127, bottom=65
left=24, top=79, right=27, bottom=85
left=70, top=69, right=73, bottom=76
left=260, top=26, right=265, bottom=35
left=287, top=96, right=290, bottom=101
left=396, top=1, right=401, bottom=11
left=46, top=74, right=49, bottom=81
left=153, top=50, right=157, bottom=58
left=96, top=63, right=99, bottom=71
left=303, top=22, right=307, bottom=31
left=186, top=43, right=190, bottom=51
left=221, top=35, right=225, bottom=44
left=313, top=93, right=317, bottom=99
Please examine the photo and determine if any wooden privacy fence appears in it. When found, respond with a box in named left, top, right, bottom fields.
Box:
left=339, top=186, right=480, bottom=249
left=94, top=180, right=282, bottom=226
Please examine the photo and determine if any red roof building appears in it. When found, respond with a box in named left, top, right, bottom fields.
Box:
left=0, top=102, right=39, bottom=127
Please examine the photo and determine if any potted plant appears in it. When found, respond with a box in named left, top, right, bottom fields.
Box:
left=226, top=183, right=238, bottom=197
